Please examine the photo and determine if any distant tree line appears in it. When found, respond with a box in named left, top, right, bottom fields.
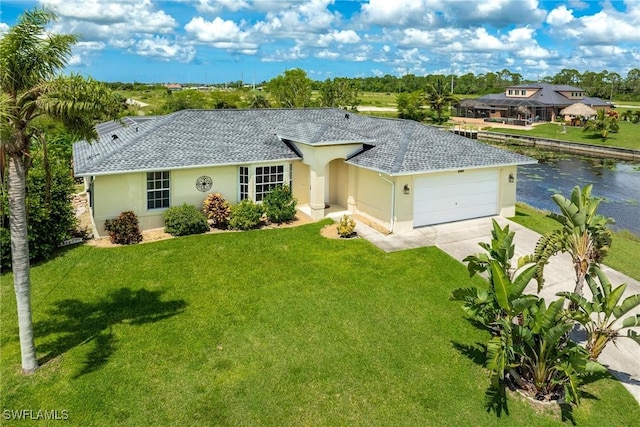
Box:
left=106, top=67, right=640, bottom=102
left=333, top=68, right=640, bottom=101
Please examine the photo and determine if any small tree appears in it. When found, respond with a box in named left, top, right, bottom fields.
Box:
left=247, top=93, right=270, bottom=109
left=163, top=204, right=209, bottom=236
left=265, top=68, right=312, bottom=108
left=423, top=79, right=457, bottom=124
left=228, top=199, right=264, bottom=230
left=396, top=91, right=427, bottom=122
left=263, top=185, right=297, bottom=224
left=319, top=78, right=360, bottom=111
left=203, top=192, right=231, bottom=229
left=1, top=155, right=77, bottom=270
left=533, top=185, right=614, bottom=296
left=582, top=109, right=619, bottom=139
left=104, top=211, right=143, bottom=245
left=336, top=214, right=356, bottom=238
left=558, top=267, right=640, bottom=360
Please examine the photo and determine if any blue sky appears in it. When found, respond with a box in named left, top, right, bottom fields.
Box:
left=1, top=1, right=639, bottom=84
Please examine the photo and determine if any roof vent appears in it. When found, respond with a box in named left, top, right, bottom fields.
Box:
left=135, top=127, right=138, bottom=132
left=112, top=134, right=118, bottom=140
left=345, top=113, right=350, bottom=119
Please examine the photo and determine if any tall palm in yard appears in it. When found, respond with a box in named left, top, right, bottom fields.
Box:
left=1, top=8, right=121, bottom=373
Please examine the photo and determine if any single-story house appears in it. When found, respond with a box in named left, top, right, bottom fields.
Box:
left=456, top=83, right=612, bottom=125
left=73, top=108, right=536, bottom=236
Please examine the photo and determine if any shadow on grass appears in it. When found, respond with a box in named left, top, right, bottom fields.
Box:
left=34, top=288, right=186, bottom=377
left=451, top=341, right=486, bottom=366
left=452, top=341, right=510, bottom=417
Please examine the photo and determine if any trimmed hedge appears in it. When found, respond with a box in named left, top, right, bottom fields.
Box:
left=163, top=203, right=209, bottom=236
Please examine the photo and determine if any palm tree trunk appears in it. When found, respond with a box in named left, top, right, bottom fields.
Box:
left=8, top=154, right=38, bottom=373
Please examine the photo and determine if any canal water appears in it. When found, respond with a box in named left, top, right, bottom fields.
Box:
left=516, top=152, right=640, bottom=235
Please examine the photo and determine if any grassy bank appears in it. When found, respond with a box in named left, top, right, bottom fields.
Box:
left=2, top=221, right=638, bottom=426
left=511, top=204, right=640, bottom=280
left=484, top=122, right=640, bottom=151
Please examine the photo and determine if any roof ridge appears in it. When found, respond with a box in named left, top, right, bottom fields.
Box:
left=390, top=122, right=415, bottom=174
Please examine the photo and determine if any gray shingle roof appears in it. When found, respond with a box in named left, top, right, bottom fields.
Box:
left=73, top=108, right=534, bottom=177
left=476, top=83, right=611, bottom=108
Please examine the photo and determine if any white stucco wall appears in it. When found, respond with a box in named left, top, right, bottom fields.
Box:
left=353, top=167, right=393, bottom=231
left=92, top=164, right=266, bottom=236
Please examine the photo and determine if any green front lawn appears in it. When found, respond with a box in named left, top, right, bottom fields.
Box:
left=484, top=121, right=640, bottom=150
left=511, top=204, right=640, bottom=281
left=2, top=221, right=639, bottom=426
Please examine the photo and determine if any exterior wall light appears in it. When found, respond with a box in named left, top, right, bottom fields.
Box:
left=404, top=184, right=410, bottom=195
left=509, top=173, right=515, bottom=183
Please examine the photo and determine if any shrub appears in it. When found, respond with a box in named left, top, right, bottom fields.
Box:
left=104, top=211, right=143, bottom=245
left=336, top=214, right=356, bottom=237
left=202, top=192, right=231, bottom=229
left=263, top=185, right=297, bottom=224
left=1, top=158, right=77, bottom=270
left=228, top=199, right=264, bottom=230
left=163, top=203, right=209, bottom=236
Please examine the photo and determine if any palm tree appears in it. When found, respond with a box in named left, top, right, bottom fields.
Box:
left=423, top=79, right=458, bottom=124
left=582, top=108, right=619, bottom=139
left=620, top=109, right=634, bottom=122
left=1, top=8, right=121, bottom=373
left=532, top=185, right=614, bottom=297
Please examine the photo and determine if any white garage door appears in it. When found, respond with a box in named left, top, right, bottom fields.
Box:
left=413, top=169, right=499, bottom=227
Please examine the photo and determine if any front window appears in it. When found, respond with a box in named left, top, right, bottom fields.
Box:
left=255, top=165, right=285, bottom=202
left=147, top=171, right=170, bottom=209
left=239, top=166, right=249, bottom=200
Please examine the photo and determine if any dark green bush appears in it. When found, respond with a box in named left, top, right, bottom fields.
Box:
left=202, top=192, right=231, bottom=229
left=263, top=185, right=297, bottom=224
left=163, top=203, right=209, bottom=236
left=104, top=211, right=143, bottom=245
left=1, top=158, right=77, bottom=270
left=228, top=199, right=264, bottom=230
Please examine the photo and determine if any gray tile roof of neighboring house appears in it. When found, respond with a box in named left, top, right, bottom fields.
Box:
left=476, top=83, right=611, bottom=108
left=73, top=108, right=535, bottom=177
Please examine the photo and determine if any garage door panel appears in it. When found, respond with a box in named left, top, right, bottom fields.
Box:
left=414, top=180, right=497, bottom=202
left=413, top=170, right=499, bottom=227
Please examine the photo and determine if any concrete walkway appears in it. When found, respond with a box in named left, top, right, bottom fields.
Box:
left=341, top=214, right=640, bottom=404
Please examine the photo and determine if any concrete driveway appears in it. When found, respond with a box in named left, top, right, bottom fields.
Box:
left=349, top=215, right=640, bottom=404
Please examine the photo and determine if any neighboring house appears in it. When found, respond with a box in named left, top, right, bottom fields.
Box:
left=164, top=83, right=182, bottom=91
left=457, top=83, right=611, bottom=125
left=73, top=108, right=535, bottom=236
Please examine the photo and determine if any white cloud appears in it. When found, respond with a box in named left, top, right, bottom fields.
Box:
left=261, top=45, right=308, bottom=62
left=316, top=50, right=340, bottom=59
left=0, top=22, right=9, bottom=35
left=185, top=17, right=243, bottom=42
left=358, top=0, right=436, bottom=27
left=507, top=27, right=535, bottom=43
left=253, top=0, right=338, bottom=37
left=184, top=16, right=258, bottom=52
left=67, top=55, right=83, bottom=66
left=358, top=0, right=545, bottom=28
left=546, top=5, right=574, bottom=26
left=577, top=10, right=640, bottom=43
left=66, top=41, right=106, bottom=67
left=41, top=0, right=177, bottom=29
left=317, top=30, right=360, bottom=47
left=134, top=36, right=196, bottom=62
left=194, top=0, right=250, bottom=14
